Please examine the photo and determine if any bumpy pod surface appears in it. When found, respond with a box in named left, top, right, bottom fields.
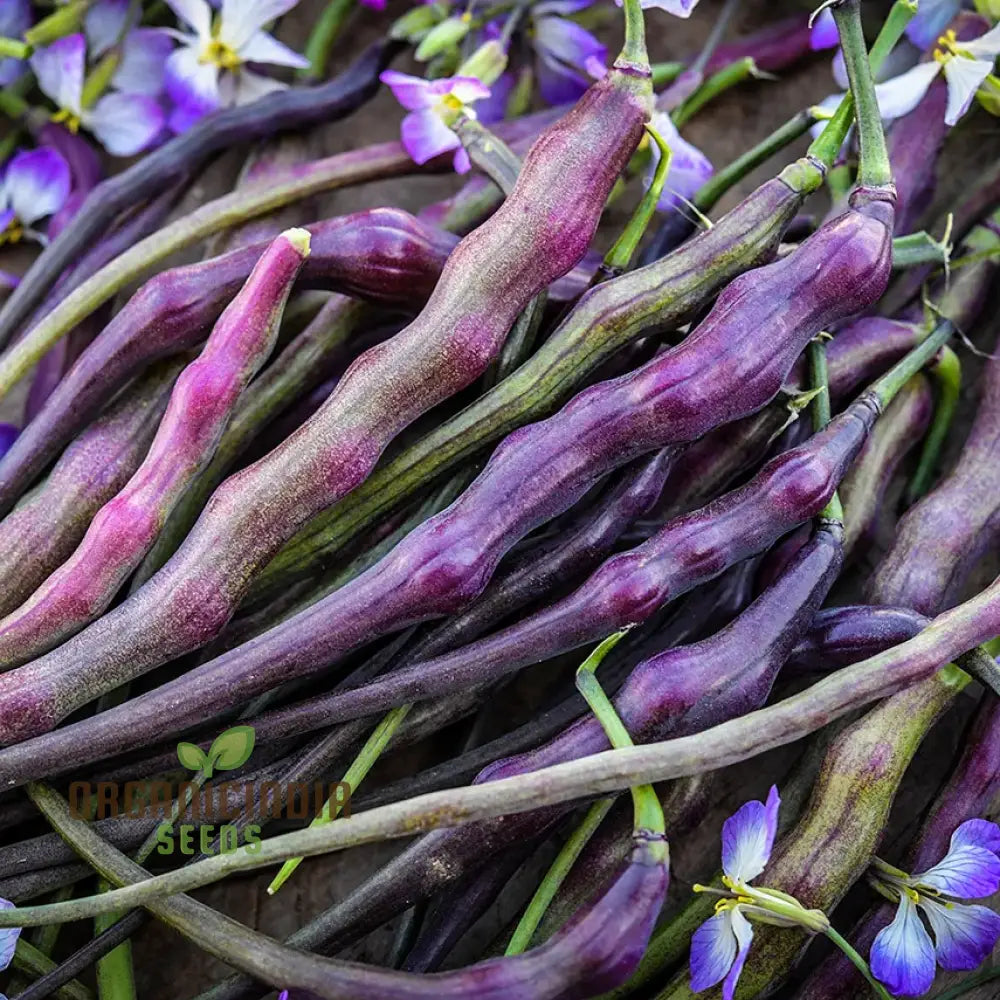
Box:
left=0, top=208, right=459, bottom=516
left=0, top=230, right=310, bottom=667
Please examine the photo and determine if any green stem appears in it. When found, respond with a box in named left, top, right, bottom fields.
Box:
left=94, top=891, right=136, bottom=1000
left=11, top=938, right=95, bottom=1000
left=505, top=798, right=614, bottom=956
left=809, top=334, right=843, bottom=524
left=651, top=61, right=684, bottom=88
left=0, top=37, right=30, bottom=59
left=870, top=320, right=954, bottom=409
left=0, top=143, right=420, bottom=401
left=575, top=632, right=664, bottom=835
left=453, top=116, right=521, bottom=194
left=24, top=0, right=94, bottom=47
left=808, top=0, right=916, bottom=170
left=688, top=0, right=741, bottom=76
left=694, top=109, right=818, bottom=212
left=601, top=124, right=672, bottom=277
left=616, top=0, right=647, bottom=69
left=956, top=646, right=1000, bottom=700
left=673, top=56, right=757, bottom=129
left=300, top=0, right=355, bottom=80
left=907, top=345, right=960, bottom=503
left=825, top=927, right=893, bottom=1000
left=832, top=0, right=892, bottom=187
left=267, top=704, right=409, bottom=895
left=892, top=229, right=952, bottom=270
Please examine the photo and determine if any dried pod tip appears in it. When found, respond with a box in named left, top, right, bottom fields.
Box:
left=283, top=227, right=312, bottom=257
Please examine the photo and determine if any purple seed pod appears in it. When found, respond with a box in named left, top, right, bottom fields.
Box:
left=0, top=360, right=183, bottom=619
left=0, top=208, right=460, bottom=517
left=786, top=604, right=928, bottom=674
left=0, top=230, right=311, bottom=667
left=0, top=185, right=896, bottom=758
left=704, top=14, right=812, bottom=75
left=869, top=331, right=1000, bottom=614
left=234, top=522, right=845, bottom=958
left=0, top=40, right=398, bottom=345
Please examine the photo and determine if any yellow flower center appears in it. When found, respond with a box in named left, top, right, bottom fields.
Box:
left=0, top=218, right=24, bottom=246
left=933, top=29, right=969, bottom=65
left=51, top=108, right=81, bottom=133
left=201, top=38, right=241, bottom=71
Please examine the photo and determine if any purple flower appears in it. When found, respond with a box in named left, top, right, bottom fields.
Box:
left=690, top=787, right=782, bottom=999
left=0, top=271, right=19, bottom=295
left=0, top=147, right=71, bottom=245
left=0, top=896, right=20, bottom=973
left=163, top=0, right=310, bottom=130
left=381, top=70, right=491, bottom=173
left=0, top=0, right=31, bottom=87
left=870, top=819, right=1000, bottom=996
left=646, top=112, right=713, bottom=211
left=84, top=0, right=131, bottom=56
left=531, top=0, right=607, bottom=105
left=905, top=0, right=966, bottom=51
left=29, top=34, right=165, bottom=156
left=810, top=9, right=840, bottom=52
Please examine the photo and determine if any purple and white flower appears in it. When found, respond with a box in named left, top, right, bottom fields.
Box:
left=632, top=0, right=701, bottom=15
left=646, top=112, right=713, bottom=211
left=530, top=0, right=607, bottom=105
left=870, top=818, right=1000, bottom=997
left=163, top=0, right=309, bottom=130
left=381, top=70, right=491, bottom=173
left=810, top=8, right=841, bottom=52
left=0, top=0, right=31, bottom=87
left=905, top=0, right=966, bottom=51
left=29, top=34, right=165, bottom=157
left=0, top=147, right=71, bottom=245
left=689, top=787, right=830, bottom=999
left=0, top=896, right=20, bottom=976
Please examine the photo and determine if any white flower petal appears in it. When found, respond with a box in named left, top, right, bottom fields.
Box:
left=3, top=147, right=71, bottom=226
left=237, top=30, right=309, bottom=68
left=874, top=61, right=942, bottom=121
left=942, top=56, right=994, bottom=126
left=689, top=910, right=738, bottom=992
left=870, top=894, right=937, bottom=997
left=164, top=44, right=221, bottom=114
left=962, top=24, right=1000, bottom=61
left=30, top=34, right=86, bottom=116
left=113, top=29, right=174, bottom=96
left=721, top=786, right=780, bottom=885
left=84, top=0, right=131, bottom=56
left=165, top=0, right=213, bottom=41
left=84, top=93, right=165, bottom=156
left=221, top=0, right=301, bottom=49
left=228, top=68, right=287, bottom=105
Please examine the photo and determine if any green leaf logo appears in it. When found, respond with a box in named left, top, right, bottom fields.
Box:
left=176, top=725, right=255, bottom=778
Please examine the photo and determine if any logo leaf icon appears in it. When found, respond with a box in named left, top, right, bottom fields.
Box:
left=177, top=742, right=208, bottom=773
left=207, top=725, right=256, bottom=773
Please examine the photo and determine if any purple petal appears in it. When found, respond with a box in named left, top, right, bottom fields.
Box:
left=432, top=76, right=491, bottom=105
left=85, top=93, right=165, bottom=156
left=359, top=0, right=386, bottom=8
left=30, top=34, right=86, bottom=115
left=452, top=145, right=471, bottom=174
left=905, top=0, right=964, bottom=51
left=871, top=894, right=937, bottom=997
left=536, top=52, right=591, bottom=105
left=474, top=72, right=514, bottom=124
left=832, top=48, right=848, bottom=90
left=648, top=113, right=713, bottom=211
left=942, top=56, right=994, bottom=126
left=722, top=908, right=754, bottom=1000
left=2, top=147, right=71, bottom=226
left=634, top=0, right=700, bottom=15
left=221, top=0, right=301, bottom=50
left=0, top=0, right=31, bottom=87
left=916, top=845, right=1000, bottom=900
left=165, top=44, right=221, bottom=117
left=84, top=0, right=130, bottom=56
left=810, top=10, right=839, bottom=51
left=0, top=210, right=14, bottom=232
left=238, top=30, right=309, bottom=69
left=922, top=899, right=1000, bottom=972
left=165, top=0, right=212, bottom=38
left=0, top=897, right=20, bottom=970
left=113, top=29, right=174, bottom=96
left=400, top=108, right=460, bottom=166
left=0, top=271, right=19, bottom=294
left=874, top=62, right=943, bottom=121
left=534, top=0, right=595, bottom=15
left=721, top=786, right=780, bottom=884
left=0, top=425, right=17, bottom=462
left=534, top=15, right=607, bottom=71
left=951, top=819, right=1000, bottom=856
left=381, top=70, right=433, bottom=111
left=168, top=99, right=209, bottom=134
left=690, top=910, right=738, bottom=992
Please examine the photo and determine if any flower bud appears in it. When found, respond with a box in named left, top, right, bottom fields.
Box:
left=974, top=0, right=1000, bottom=21
left=390, top=3, right=445, bottom=43
left=415, top=16, right=470, bottom=62
left=457, top=40, right=508, bottom=88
